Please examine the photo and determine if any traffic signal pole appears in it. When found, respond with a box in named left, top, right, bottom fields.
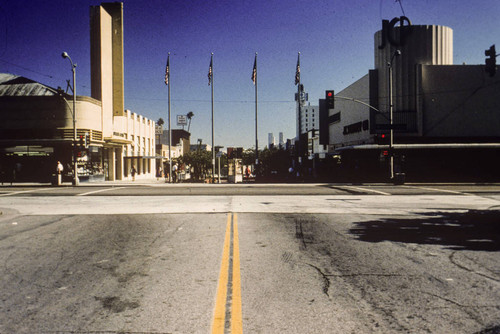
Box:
left=388, top=50, right=401, bottom=180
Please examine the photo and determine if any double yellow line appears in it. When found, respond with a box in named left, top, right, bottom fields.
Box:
left=212, top=213, right=243, bottom=334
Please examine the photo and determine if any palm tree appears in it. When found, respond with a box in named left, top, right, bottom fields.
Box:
left=187, top=112, right=194, bottom=132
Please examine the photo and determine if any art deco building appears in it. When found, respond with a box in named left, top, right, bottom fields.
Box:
left=0, top=2, right=155, bottom=183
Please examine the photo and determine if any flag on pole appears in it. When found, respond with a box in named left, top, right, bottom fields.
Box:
left=251, top=55, right=257, bottom=85
left=208, top=58, right=213, bottom=86
left=164, top=56, right=169, bottom=85
left=295, top=53, right=300, bottom=85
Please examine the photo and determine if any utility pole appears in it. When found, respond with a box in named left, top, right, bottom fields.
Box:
left=388, top=50, right=401, bottom=180
left=62, top=52, right=78, bottom=186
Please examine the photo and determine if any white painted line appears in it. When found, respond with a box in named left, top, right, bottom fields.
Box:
left=0, top=187, right=57, bottom=197
left=341, top=185, right=391, bottom=196
left=402, top=185, right=469, bottom=195
left=76, top=187, right=127, bottom=196
left=1, top=195, right=498, bottom=215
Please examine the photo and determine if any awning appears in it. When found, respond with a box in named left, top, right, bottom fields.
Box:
left=104, top=136, right=133, bottom=145
left=123, top=155, right=161, bottom=159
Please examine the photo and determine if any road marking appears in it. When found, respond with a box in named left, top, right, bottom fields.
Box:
left=402, top=185, right=469, bottom=195
left=231, top=213, right=243, bottom=334
left=341, top=185, right=391, bottom=196
left=0, top=187, right=56, bottom=197
left=212, top=213, right=243, bottom=334
left=76, top=187, right=127, bottom=196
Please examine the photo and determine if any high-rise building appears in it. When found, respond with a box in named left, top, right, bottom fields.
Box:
left=268, top=133, right=275, bottom=148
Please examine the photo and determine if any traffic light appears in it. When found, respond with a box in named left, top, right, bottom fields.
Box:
left=325, top=90, right=335, bottom=109
left=79, top=135, right=84, bottom=148
left=485, top=45, right=496, bottom=77
left=375, top=133, right=390, bottom=145
left=84, top=132, right=90, bottom=148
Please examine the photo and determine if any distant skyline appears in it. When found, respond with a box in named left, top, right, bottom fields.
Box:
left=0, top=0, right=498, bottom=149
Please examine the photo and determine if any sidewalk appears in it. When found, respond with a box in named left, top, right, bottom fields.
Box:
left=0, top=178, right=230, bottom=187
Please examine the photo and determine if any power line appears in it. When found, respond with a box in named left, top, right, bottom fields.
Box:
left=395, top=0, right=406, bottom=17
left=126, top=96, right=294, bottom=104
left=0, top=59, right=54, bottom=79
left=0, top=58, right=92, bottom=90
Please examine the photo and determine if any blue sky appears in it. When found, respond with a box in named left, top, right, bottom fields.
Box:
left=0, top=0, right=498, bottom=149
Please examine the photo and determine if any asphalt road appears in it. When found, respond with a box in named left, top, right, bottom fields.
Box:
left=0, top=183, right=499, bottom=333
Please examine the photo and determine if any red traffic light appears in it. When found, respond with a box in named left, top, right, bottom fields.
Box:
left=381, top=134, right=386, bottom=138
left=325, top=90, right=335, bottom=108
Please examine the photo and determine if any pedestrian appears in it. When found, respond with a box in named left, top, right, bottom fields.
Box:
left=131, top=166, right=136, bottom=181
left=56, top=161, right=64, bottom=186
left=156, top=166, right=162, bottom=180
left=288, top=166, right=294, bottom=181
left=172, top=163, right=178, bottom=183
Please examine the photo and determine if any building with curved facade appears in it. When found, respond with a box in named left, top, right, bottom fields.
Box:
left=0, top=2, right=156, bottom=183
left=323, top=22, right=500, bottom=181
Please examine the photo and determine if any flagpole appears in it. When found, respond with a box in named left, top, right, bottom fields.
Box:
left=167, top=53, right=172, bottom=183
left=211, top=53, right=215, bottom=183
left=254, top=52, right=259, bottom=178
left=297, top=52, right=301, bottom=164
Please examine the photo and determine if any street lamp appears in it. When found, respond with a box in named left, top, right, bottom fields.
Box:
left=61, top=51, right=78, bottom=186
left=387, top=49, right=401, bottom=180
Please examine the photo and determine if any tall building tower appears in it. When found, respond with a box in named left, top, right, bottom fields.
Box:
left=374, top=24, right=453, bottom=131
left=268, top=133, right=275, bottom=148
left=279, top=132, right=284, bottom=148
left=90, top=2, right=124, bottom=121
left=295, top=84, right=308, bottom=139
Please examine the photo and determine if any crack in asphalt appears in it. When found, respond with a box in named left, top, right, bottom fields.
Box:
left=304, top=263, right=331, bottom=297
left=449, top=251, right=500, bottom=282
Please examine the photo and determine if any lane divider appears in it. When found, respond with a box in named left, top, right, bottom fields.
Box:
left=341, top=185, right=392, bottom=196
left=76, top=187, right=127, bottom=196
left=212, top=213, right=242, bottom=334
left=0, top=187, right=56, bottom=197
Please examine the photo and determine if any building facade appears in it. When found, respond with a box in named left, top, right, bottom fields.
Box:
left=323, top=23, right=500, bottom=181
left=0, top=2, right=156, bottom=183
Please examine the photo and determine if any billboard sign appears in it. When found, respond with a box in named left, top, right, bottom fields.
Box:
left=177, top=115, right=188, bottom=126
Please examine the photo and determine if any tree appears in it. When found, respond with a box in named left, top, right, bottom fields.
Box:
left=157, top=118, right=164, bottom=127
left=258, top=147, right=291, bottom=180
left=179, top=150, right=212, bottom=181
left=242, top=148, right=255, bottom=166
left=186, top=112, right=194, bottom=132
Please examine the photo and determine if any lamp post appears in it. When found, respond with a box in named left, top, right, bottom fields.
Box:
left=61, top=52, right=78, bottom=186
left=387, top=49, right=401, bottom=180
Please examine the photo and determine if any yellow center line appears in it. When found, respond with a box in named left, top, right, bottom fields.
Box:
left=212, top=213, right=243, bottom=334
left=231, top=213, right=243, bottom=333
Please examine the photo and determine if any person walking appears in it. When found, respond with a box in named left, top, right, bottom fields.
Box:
left=172, top=163, right=178, bottom=183
left=56, top=161, right=64, bottom=186
left=131, top=166, right=136, bottom=181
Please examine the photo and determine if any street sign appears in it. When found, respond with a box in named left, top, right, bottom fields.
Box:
left=177, top=115, right=188, bottom=126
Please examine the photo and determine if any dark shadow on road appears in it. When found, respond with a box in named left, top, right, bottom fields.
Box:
left=349, top=210, right=500, bottom=251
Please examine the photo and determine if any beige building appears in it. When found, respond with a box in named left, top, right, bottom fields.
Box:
left=0, top=2, right=156, bottom=183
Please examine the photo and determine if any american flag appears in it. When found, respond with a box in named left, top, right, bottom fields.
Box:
left=251, top=55, right=257, bottom=85
left=208, top=58, right=213, bottom=86
left=164, top=56, right=169, bottom=86
left=295, top=53, right=300, bottom=85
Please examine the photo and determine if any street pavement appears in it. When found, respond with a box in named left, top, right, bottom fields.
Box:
left=0, top=183, right=499, bottom=333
